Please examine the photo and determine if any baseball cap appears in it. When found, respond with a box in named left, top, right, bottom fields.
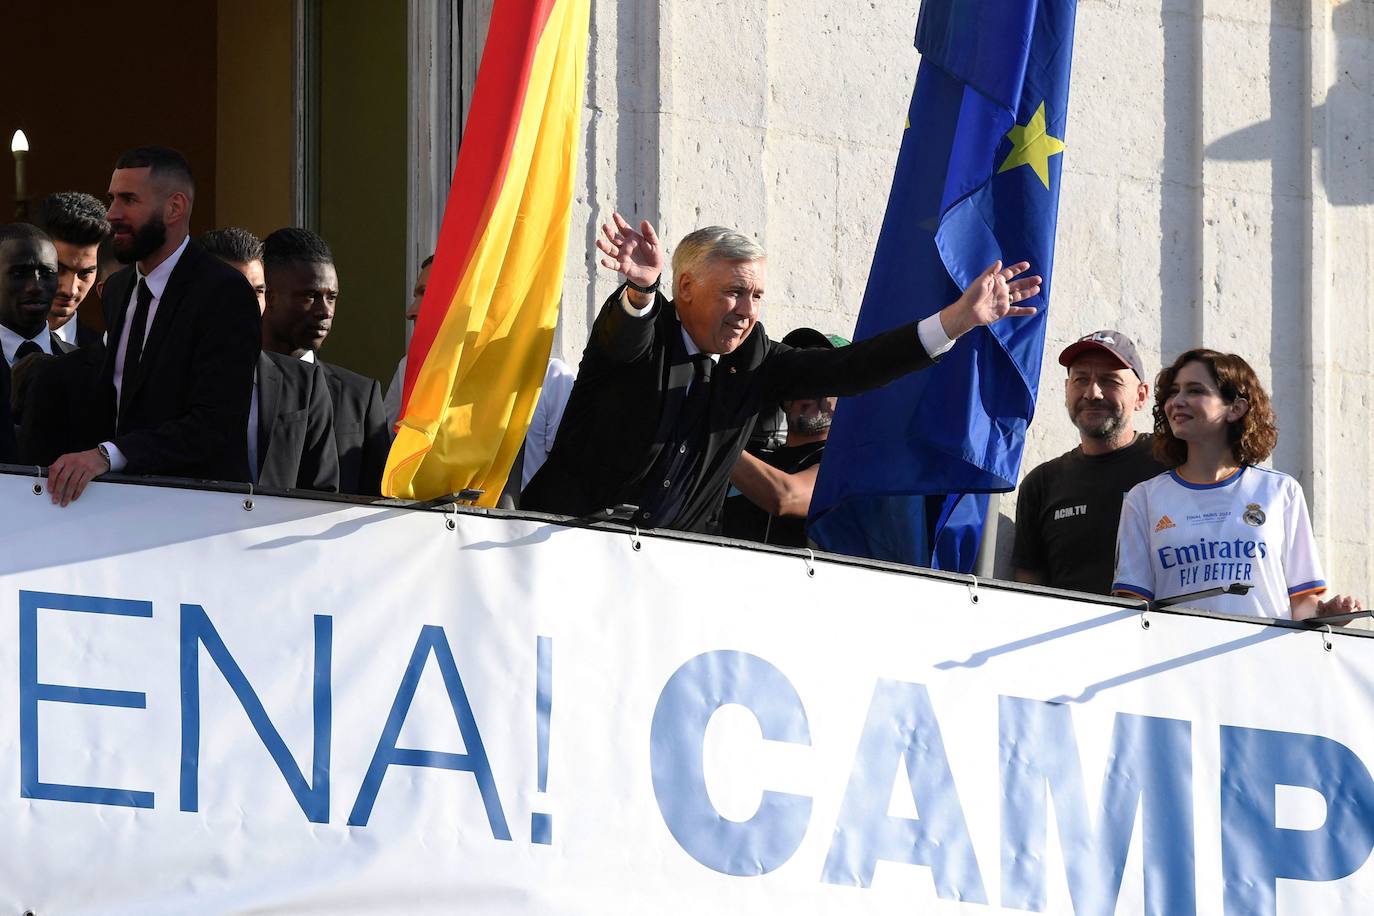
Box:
left=782, top=327, right=850, bottom=350
left=1058, top=329, right=1144, bottom=381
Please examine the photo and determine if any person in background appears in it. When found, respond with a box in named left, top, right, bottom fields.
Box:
left=722, top=327, right=846, bottom=547
left=202, top=228, right=338, bottom=492
left=1113, top=348, right=1360, bottom=620
left=1013, top=330, right=1167, bottom=594
left=383, top=254, right=432, bottom=432
left=261, top=227, right=388, bottom=496
left=36, top=192, right=109, bottom=348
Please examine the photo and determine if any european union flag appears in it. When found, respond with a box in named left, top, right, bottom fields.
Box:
left=809, top=0, right=1078, bottom=572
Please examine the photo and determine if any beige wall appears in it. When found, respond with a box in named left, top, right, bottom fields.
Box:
left=215, top=0, right=296, bottom=237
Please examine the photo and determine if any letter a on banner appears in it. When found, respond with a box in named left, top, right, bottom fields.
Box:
left=349, top=625, right=510, bottom=839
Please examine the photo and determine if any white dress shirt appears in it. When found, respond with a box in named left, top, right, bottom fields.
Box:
left=0, top=322, right=56, bottom=367
left=51, top=318, right=78, bottom=347
left=102, top=234, right=191, bottom=472
left=521, top=358, right=577, bottom=489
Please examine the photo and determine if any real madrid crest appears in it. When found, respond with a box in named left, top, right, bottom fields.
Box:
left=1243, top=503, right=1266, bottom=526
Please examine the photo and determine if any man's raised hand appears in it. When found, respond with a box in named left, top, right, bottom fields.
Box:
left=595, top=212, right=663, bottom=291
left=939, top=260, right=1042, bottom=340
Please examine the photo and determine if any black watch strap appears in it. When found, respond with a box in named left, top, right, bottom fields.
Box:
left=625, top=275, right=660, bottom=295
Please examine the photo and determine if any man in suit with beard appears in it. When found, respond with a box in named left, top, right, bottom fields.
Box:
left=201, top=227, right=338, bottom=492
left=261, top=227, right=388, bottom=497
left=43, top=147, right=260, bottom=505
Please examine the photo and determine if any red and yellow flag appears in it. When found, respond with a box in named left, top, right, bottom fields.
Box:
left=384, top=0, right=591, bottom=502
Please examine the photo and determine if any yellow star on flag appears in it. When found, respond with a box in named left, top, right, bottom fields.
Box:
left=997, top=101, right=1065, bottom=190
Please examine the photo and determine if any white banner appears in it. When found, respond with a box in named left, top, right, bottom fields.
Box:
left=1, top=471, right=1372, bottom=915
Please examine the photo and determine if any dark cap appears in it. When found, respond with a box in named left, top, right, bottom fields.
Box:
left=1058, top=329, right=1144, bottom=381
left=782, top=327, right=849, bottom=350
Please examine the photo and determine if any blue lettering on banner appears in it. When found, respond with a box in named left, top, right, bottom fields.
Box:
left=999, top=696, right=1196, bottom=914
left=347, top=624, right=510, bottom=838
left=179, top=604, right=333, bottom=823
left=1220, top=725, right=1374, bottom=916
left=650, top=650, right=812, bottom=876
left=821, top=680, right=987, bottom=901
left=19, top=590, right=155, bottom=809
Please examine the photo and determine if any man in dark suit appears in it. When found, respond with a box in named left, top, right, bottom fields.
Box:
left=36, top=191, right=110, bottom=348
left=202, top=227, right=338, bottom=492
left=522, top=214, right=1041, bottom=533
left=44, top=147, right=260, bottom=505
left=0, top=224, right=73, bottom=425
left=261, top=227, right=388, bottom=497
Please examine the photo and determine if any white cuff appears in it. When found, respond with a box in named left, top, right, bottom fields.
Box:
left=917, top=313, right=955, bottom=359
left=101, top=441, right=128, bottom=473
left=619, top=287, right=655, bottom=318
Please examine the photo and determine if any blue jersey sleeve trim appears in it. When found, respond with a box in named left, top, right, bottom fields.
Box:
left=1112, top=582, right=1155, bottom=601
left=1288, top=580, right=1327, bottom=597
left=1169, top=466, right=1247, bottom=491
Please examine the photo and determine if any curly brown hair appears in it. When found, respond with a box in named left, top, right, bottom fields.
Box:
left=1152, top=349, right=1279, bottom=467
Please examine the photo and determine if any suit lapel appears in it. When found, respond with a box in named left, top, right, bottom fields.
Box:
left=257, top=353, right=282, bottom=470
left=101, top=268, right=136, bottom=381
left=123, top=242, right=196, bottom=406
left=50, top=332, right=75, bottom=355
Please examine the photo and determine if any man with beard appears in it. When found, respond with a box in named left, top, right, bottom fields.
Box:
left=1012, top=330, right=1166, bottom=594
left=43, top=146, right=260, bottom=506
left=722, top=328, right=846, bottom=547
left=261, top=227, right=387, bottom=497
left=36, top=192, right=109, bottom=348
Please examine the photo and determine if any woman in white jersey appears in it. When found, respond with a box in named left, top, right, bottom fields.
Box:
left=1112, top=349, right=1359, bottom=619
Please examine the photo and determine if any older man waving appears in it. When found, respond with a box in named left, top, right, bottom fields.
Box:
left=521, top=213, right=1040, bottom=533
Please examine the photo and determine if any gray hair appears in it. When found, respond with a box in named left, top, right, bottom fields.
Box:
left=670, top=226, right=765, bottom=298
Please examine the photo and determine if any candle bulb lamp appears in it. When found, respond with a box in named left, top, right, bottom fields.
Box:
left=11, top=129, right=29, bottom=220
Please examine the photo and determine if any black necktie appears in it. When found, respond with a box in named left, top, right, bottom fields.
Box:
left=14, top=340, right=42, bottom=362
left=124, top=278, right=154, bottom=378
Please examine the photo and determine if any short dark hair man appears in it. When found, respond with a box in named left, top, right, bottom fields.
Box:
left=44, top=146, right=261, bottom=505
left=36, top=191, right=110, bottom=348
left=1012, top=330, right=1168, bottom=594
left=521, top=213, right=1040, bottom=532
left=0, top=223, right=72, bottom=421
left=0, top=223, right=62, bottom=452
left=722, top=327, right=846, bottom=546
left=202, top=227, right=339, bottom=493
left=261, top=227, right=388, bottom=496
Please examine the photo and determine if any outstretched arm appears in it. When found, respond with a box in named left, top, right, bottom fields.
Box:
left=937, top=260, right=1041, bottom=340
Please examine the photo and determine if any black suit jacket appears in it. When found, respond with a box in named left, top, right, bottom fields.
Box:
left=18, top=342, right=106, bottom=466
left=257, top=351, right=340, bottom=492
left=522, top=287, right=936, bottom=532
left=318, top=360, right=389, bottom=497
left=99, top=240, right=260, bottom=481
left=5, top=330, right=75, bottom=426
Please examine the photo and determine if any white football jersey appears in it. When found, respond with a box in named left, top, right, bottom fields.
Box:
left=1112, top=466, right=1325, bottom=619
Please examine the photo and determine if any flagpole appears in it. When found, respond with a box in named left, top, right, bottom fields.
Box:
left=974, top=493, right=999, bottom=578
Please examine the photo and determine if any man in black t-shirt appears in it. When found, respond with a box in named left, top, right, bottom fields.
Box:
left=1013, top=330, right=1168, bottom=594
left=723, top=328, right=846, bottom=547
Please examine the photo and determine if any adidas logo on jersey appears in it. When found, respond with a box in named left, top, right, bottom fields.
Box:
left=1155, top=515, right=1176, bottom=532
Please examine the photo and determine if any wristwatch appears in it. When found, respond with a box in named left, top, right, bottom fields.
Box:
left=96, top=443, right=112, bottom=470
left=626, top=274, right=660, bottom=295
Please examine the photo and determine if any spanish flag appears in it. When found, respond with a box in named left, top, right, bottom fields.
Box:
left=383, top=0, right=591, bottom=502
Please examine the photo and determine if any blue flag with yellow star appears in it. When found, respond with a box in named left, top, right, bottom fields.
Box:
left=809, top=0, right=1077, bottom=572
